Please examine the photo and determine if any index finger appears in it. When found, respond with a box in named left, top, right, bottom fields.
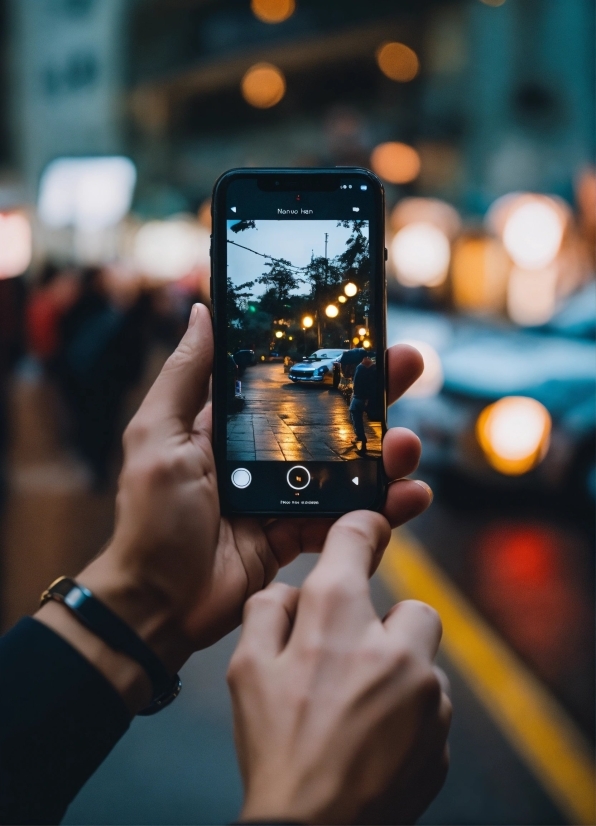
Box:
left=387, top=344, right=424, bottom=406
left=308, top=510, right=391, bottom=584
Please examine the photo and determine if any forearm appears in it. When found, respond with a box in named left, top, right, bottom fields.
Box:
left=0, top=618, right=132, bottom=824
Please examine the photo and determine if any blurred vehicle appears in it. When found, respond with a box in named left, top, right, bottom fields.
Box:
left=232, top=349, right=255, bottom=377
left=266, top=351, right=284, bottom=362
left=388, top=304, right=596, bottom=502
left=288, top=348, right=345, bottom=384
left=227, top=354, right=244, bottom=413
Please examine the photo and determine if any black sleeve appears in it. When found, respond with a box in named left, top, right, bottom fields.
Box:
left=0, top=617, right=131, bottom=825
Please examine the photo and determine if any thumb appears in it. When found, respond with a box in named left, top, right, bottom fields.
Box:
left=140, top=303, right=213, bottom=432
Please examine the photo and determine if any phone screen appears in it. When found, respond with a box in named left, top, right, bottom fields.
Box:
left=212, top=170, right=386, bottom=516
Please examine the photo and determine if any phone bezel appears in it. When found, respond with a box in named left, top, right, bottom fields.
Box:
left=211, top=168, right=387, bottom=517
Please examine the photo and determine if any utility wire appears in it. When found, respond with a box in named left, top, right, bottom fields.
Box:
left=227, top=238, right=306, bottom=272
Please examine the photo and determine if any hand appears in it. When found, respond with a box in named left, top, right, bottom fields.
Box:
left=57, top=305, right=432, bottom=678
left=228, top=511, right=451, bottom=825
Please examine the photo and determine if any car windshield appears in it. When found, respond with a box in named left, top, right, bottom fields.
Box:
left=305, top=349, right=344, bottom=361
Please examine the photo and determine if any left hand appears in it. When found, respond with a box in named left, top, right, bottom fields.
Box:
left=68, top=304, right=431, bottom=676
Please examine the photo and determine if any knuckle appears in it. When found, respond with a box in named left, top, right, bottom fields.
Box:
left=303, top=574, right=355, bottom=607
left=418, top=668, right=442, bottom=706
left=123, top=418, right=151, bottom=451
left=164, top=342, right=194, bottom=373
left=226, top=648, right=257, bottom=686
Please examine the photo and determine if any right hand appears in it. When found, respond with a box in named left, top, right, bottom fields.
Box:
left=227, top=511, right=452, bottom=825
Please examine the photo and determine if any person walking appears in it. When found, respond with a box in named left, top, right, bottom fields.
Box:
left=350, top=354, right=375, bottom=452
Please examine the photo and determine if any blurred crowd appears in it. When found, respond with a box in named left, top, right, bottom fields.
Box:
left=0, top=264, right=206, bottom=501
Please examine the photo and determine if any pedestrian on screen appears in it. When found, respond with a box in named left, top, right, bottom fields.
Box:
left=350, top=354, right=375, bottom=452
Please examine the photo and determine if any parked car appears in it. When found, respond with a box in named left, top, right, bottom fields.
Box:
left=288, top=348, right=346, bottom=384
left=387, top=304, right=595, bottom=502
left=233, top=349, right=256, bottom=376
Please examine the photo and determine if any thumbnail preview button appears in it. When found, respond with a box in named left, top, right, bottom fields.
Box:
left=287, top=465, right=310, bottom=491
left=231, top=468, right=252, bottom=489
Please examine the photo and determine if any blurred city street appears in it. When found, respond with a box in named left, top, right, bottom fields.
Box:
left=0, top=0, right=594, bottom=823
left=228, top=362, right=382, bottom=461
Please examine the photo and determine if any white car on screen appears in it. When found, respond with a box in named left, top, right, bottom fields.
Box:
left=288, top=349, right=346, bottom=384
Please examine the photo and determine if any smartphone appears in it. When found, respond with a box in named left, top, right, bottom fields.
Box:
left=211, top=168, right=387, bottom=517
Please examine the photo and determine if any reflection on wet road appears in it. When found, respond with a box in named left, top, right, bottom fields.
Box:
left=227, top=363, right=382, bottom=461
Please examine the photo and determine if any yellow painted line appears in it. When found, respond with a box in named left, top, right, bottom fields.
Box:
left=379, top=529, right=596, bottom=826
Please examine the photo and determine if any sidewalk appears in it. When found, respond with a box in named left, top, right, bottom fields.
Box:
left=227, top=363, right=382, bottom=462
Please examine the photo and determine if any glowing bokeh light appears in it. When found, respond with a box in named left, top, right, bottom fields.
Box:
left=358, top=327, right=367, bottom=336
left=241, top=63, right=286, bottom=108
left=477, top=396, right=551, bottom=475
left=198, top=199, right=212, bottom=230
left=302, top=315, right=314, bottom=328
left=503, top=200, right=564, bottom=270
left=362, top=339, right=372, bottom=349
left=390, top=197, right=461, bottom=239
left=325, top=304, right=339, bottom=318
left=251, top=0, right=295, bottom=23
left=507, top=265, right=558, bottom=327
left=0, top=213, right=32, bottom=279
left=402, top=340, right=444, bottom=398
left=38, top=156, right=136, bottom=230
left=344, top=282, right=358, bottom=297
left=451, top=235, right=508, bottom=314
left=391, top=222, right=450, bottom=287
left=376, top=42, right=420, bottom=82
left=370, top=142, right=421, bottom=185
left=338, top=295, right=347, bottom=303
left=134, top=220, right=210, bottom=281
left=275, top=330, right=284, bottom=338
left=352, top=336, right=360, bottom=345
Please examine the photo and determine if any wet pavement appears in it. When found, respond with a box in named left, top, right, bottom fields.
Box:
left=227, top=362, right=382, bottom=462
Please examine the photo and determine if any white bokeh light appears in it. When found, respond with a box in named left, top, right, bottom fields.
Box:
left=390, top=222, right=451, bottom=287
left=507, top=265, right=558, bottom=326
left=39, top=157, right=137, bottom=231
left=502, top=200, right=564, bottom=270
left=134, top=220, right=210, bottom=281
left=0, top=213, right=32, bottom=278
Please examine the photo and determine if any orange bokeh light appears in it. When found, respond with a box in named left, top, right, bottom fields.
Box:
left=376, top=42, right=420, bottom=82
left=241, top=63, right=286, bottom=109
left=198, top=199, right=212, bottom=231
left=251, top=0, right=295, bottom=23
left=370, top=142, right=421, bottom=184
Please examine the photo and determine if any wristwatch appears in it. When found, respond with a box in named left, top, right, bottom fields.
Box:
left=40, top=576, right=181, bottom=715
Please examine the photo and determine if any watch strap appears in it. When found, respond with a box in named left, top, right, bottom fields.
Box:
left=40, top=576, right=181, bottom=715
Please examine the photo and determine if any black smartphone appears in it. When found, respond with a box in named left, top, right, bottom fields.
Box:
left=211, top=168, right=387, bottom=517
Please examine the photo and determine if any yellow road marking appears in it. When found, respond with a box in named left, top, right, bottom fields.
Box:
left=379, top=529, right=596, bottom=826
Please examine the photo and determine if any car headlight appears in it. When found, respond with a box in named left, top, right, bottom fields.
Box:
left=315, top=366, right=326, bottom=375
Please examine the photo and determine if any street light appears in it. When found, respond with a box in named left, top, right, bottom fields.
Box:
left=344, top=282, right=358, bottom=297
left=325, top=304, right=339, bottom=318
left=302, top=315, right=314, bottom=328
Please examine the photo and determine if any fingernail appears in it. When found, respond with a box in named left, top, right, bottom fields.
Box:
left=188, top=303, right=200, bottom=328
left=413, top=479, right=433, bottom=504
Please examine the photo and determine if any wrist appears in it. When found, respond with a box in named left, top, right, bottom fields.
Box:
left=77, top=550, right=194, bottom=676
left=35, top=600, right=152, bottom=715
left=241, top=779, right=337, bottom=826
